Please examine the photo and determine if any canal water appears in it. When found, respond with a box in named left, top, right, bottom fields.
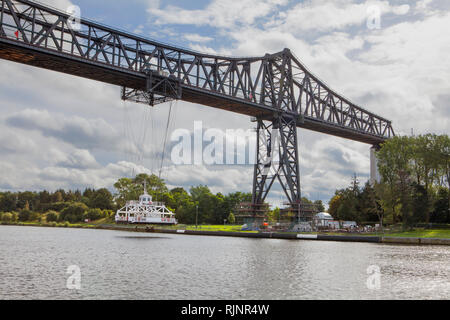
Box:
left=0, top=225, right=449, bottom=300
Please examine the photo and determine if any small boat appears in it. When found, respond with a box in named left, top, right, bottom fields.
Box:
left=115, top=184, right=177, bottom=225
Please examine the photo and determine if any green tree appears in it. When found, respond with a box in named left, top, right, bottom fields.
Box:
left=134, top=173, right=168, bottom=197
left=90, top=188, right=113, bottom=210
left=52, top=191, right=64, bottom=203
left=360, top=182, right=384, bottom=226
left=18, top=209, right=30, bottom=221
left=114, top=178, right=141, bottom=208
left=0, top=192, right=17, bottom=212
left=227, top=212, right=236, bottom=224
left=336, top=192, right=359, bottom=222
left=430, top=187, right=449, bottom=223
left=60, top=202, right=88, bottom=223
left=314, top=200, right=325, bottom=213
left=169, top=187, right=196, bottom=224
left=411, top=183, right=427, bottom=224
left=327, top=175, right=364, bottom=223
left=114, top=174, right=168, bottom=208
left=17, top=192, right=36, bottom=211
left=267, top=207, right=280, bottom=223
left=18, top=209, right=38, bottom=222
left=435, top=135, right=450, bottom=211
left=190, top=185, right=216, bottom=224
left=328, top=193, right=342, bottom=217
left=377, top=136, right=414, bottom=226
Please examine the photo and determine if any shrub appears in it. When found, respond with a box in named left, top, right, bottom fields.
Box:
left=18, top=209, right=40, bottom=222
left=10, top=212, right=18, bottom=222
left=86, top=208, right=104, bottom=221
left=45, top=211, right=59, bottom=222
left=103, top=210, right=114, bottom=217
left=1, top=212, right=12, bottom=223
left=18, top=209, right=32, bottom=222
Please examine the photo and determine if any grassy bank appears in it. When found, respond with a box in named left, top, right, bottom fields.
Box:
left=154, top=224, right=258, bottom=233
left=381, top=229, right=450, bottom=238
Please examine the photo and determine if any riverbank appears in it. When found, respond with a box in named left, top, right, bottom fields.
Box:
left=3, top=221, right=450, bottom=245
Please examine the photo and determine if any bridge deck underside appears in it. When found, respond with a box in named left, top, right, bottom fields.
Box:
left=0, top=39, right=384, bottom=145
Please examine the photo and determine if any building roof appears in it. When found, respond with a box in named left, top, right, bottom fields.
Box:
left=315, top=212, right=333, bottom=220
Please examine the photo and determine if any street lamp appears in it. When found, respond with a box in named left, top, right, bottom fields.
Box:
left=196, top=204, right=198, bottom=229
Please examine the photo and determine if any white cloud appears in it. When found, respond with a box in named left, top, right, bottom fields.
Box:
left=147, top=0, right=288, bottom=29
left=45, top=0, right=74, bottom=10
left=5, top=108, right=124, bottom=152
left=133, top=24, right=144, bottom=34
left=267, top=1, right=414, bottom=33
left=392, top=4, right=410, bottom=15
left=184, top=34, right=214, bottom=43
left=416, top=0, right=433, bottom=10
left=56, top=149, right=100, bottom=169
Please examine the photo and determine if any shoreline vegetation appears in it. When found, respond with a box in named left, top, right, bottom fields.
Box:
left=2, top=221, right=450, bottom=245
left=1, top=134, right=448, bottom=241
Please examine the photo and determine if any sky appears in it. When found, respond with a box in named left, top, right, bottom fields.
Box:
left=0, top=0, right=449, bottom=208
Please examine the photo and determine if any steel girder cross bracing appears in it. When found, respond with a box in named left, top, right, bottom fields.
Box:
left=252, top=52, right=302, bottom=219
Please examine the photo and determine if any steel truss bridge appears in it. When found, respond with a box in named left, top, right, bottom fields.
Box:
left=0, top=0, right=395, bottom=220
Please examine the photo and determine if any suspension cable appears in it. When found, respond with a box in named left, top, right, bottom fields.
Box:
left=158, top=101, right=174, bottom=180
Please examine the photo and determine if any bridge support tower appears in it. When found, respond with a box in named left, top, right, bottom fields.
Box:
left=251, top=115, right=305, bottom=223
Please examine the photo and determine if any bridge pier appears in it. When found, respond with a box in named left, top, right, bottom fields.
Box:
left=370, top=146, right=381, bottom=184
left=251, top=116, right=305, bottom=223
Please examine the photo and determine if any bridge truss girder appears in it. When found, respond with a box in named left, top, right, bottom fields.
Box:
left=0, top=0, right=394, bottom=145
left=0, top=0, right=396, bottom=220
left=252, top=115, right=301, bottom=207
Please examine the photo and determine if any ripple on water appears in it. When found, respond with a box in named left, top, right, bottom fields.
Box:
left=0, top=226, right=449, bottom=300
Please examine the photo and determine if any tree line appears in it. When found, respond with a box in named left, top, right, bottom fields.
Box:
left=0, top=173, right=253, bottom=225
left=328, top=134, right=449, bottom=229
left=2, top=134, right=446, bottom=228
left=0, top=187, right=115, bottom=224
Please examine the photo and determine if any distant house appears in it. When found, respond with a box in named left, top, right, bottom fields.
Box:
left=313, top=213, right=358, bottom=230
left=313, top=212, right=334, bottom=227
left=341, top=221, right=358, bottom=229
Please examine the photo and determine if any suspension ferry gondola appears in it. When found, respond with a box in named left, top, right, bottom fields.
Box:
left=115, top=185, right=177, bottom=225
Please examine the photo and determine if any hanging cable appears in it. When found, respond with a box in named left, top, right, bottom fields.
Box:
left=122, top=100, right=135, bottom=177
left=158, top=101, right=174, bottom=180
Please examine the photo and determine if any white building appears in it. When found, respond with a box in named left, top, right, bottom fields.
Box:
left=313, top=212, right=334, bottom=227
left=115, top=188, right=177, bottom=225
